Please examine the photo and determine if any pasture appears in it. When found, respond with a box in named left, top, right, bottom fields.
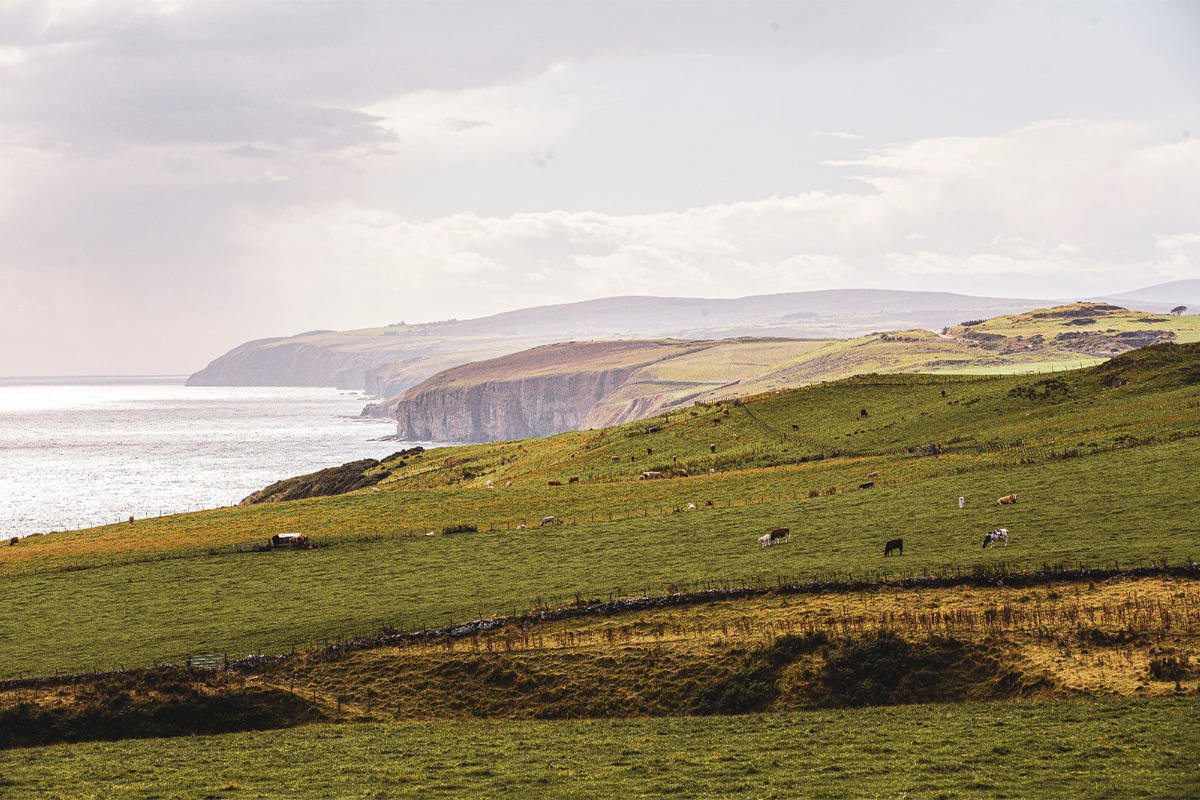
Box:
left=2, top=437, right=1197, bottom=678
left=1, top=697, right=1195, bottom=799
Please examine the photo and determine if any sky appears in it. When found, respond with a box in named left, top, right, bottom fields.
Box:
left=1, top=0, right=1198, bottom=375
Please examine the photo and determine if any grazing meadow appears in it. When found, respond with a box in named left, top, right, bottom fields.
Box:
left=1, top=697, right=1196, bottom=799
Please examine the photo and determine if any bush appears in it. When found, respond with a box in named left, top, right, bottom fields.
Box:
left=442, top=524, right=479, bottom=535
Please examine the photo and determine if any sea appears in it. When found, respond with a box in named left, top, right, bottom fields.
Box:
left=0, top=376, right=426, bottom=538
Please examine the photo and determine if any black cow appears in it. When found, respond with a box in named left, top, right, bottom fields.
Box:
left=884, top=537, right=903, bottom=556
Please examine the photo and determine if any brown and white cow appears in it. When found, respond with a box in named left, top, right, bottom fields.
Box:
left=997, top=493, right=1018, bottom=505
left=760, top=527, right=790, bottom=547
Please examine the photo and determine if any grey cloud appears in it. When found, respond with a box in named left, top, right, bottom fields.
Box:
left=0, top=0, right=979, bottom=155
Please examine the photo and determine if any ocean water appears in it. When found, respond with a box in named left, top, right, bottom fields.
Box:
left=0, top=377, right=423, bottom=537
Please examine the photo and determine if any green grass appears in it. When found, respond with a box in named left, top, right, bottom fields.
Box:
left=3, top=437, right=1197, bottom=678
left=2, top=697, right=1196, bottom=799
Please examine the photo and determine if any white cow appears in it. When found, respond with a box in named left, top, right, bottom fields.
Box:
left=982, top=528, right=1009, bottom=548
left=758, top=534, right=772, bottom=547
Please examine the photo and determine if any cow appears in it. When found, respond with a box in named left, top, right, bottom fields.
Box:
left=8, top=537, right=17, bottom=546
left=611, top=455, right=621, bottom=462
left=672, top=455, right=678, bottom=462
left=128, top=515, right=135, bottom=524
left=758, top=534, right=772, bottom=547
left=548, top=481, right=563, bottom=487
left=859, top=482, right=875, bottom=490
left=731, top=434, right=738, bottom=440
left=640, top=471, right=665, bottom=480
left=792, top=424, right=799, bottom=430
left=710, top=444, right=716, bottom=453
left=958, top=496, right=965, bottom=509
left=568, top=476, right=580, bottom=484
left=997, top=493, right=1018, bottom=505
left=982, top=528, right=1009, bottom=548
left=704, top=500, right=714, bottom=507
left=506, top=481, right=512, bottom=487
left=687, top=503, right=696, bottom=510
left=884, top=537, right=903, bottom=556
left=541, top=516, right=556, bottom=526
left=678, top=469, right=689, bottom=477
left=860, top=408, right=869, bottom=418
left=867, top=471, right=880, bottom=478
left=486, top=480, right=494, bottom=488
left=647, top=448, right=654, bottom=455
left=766, top=527, right=790, bottom=545
left=516, top=524, right=527, bottom=530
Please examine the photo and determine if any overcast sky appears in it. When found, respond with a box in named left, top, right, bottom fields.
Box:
left=1, top=0, right=1198, bottom=375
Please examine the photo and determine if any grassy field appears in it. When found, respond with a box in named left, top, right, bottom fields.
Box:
left=2, top=345, right=1198, bottom=676
left=6, top=342, right=1198, bottom=573
left=3, top=437, right=1198, bottom=678
left=2, top=697, right=1196, bottom=799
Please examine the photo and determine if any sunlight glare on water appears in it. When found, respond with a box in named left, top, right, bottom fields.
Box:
left=0, top=377, right=423, bottom=537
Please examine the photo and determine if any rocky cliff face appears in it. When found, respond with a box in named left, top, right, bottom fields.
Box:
left=394, top=366, right=642, bottom=442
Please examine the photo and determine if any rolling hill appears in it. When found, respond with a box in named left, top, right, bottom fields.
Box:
left=386, top=302, right=1200, bottom=442
left=186, top=288, right=1060, bottom=400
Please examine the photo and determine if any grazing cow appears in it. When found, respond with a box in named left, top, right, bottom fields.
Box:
left=8, top=537, right=17, bottom=546
left=611, top=455, right=621, bottom=462
left=647, top=448, right=654, bottom=455
left=128, top=516, right=135, bottom=524
left=867, top=471, right=880, bottom=478
left=568, top=476, right=580, bottom=484
left=678, top=469, right=689, bottom=477
left=705, top=500, right=713, bottom=507
left=640, top=471, right=665, bottom=480
left=767, top=527, right=790, bottom=545
left=548, top=481, right=563, bottom=487
left=722, top=408, right=730, bottom=416
left=486, top=480, right=494, bottom=488
left=758, top=534, right=772, bottom=547
left=860, top=408, right=869, bottom=418
left=859, top=482, right=875, bottom=490
left=710, top=444, right=716, bottom=453
left=884, top=537, right=903, bottom=556
left=982, top=528, right=1009, bottom=548
left=792, top=424, right=799, bottom=430
left=997, top=493, right=1018, bottom=505
left=672, top=455, right=678, bottom=462
left=541, top=516, right=556, bottom=526
left=958, top=496, right=965, bottom=509
left=731, top=434, right=738, bottom=440
left=687, top=503, right=696, bottom=510
left=940, top=389, right=947, bottom=397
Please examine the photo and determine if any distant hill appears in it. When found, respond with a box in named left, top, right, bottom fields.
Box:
left=187, top=288, right=1057, bottom=399
left=389, top=302, right=1200, bottom=442
left=1097, top=279, right=1200, bottom=311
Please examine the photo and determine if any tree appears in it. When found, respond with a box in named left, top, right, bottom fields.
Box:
left=1170, top=305, right=1187, bottom=316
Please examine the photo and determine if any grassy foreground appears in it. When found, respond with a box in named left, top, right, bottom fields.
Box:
left=3, top=437, right=1198, bottom=678
left=2, top=697, right=1196, bottom=799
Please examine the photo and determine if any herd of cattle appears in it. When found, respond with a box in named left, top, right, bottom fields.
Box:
left=761, top=492, right=1020, bottom=557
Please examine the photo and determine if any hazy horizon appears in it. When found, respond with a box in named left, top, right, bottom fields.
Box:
left=2, top=0, right=1198, bottom=375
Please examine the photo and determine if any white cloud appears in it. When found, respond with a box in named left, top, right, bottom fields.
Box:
left=363, top=86, right=576, bottom=165
left=229, top=119, right=1200, bottom=325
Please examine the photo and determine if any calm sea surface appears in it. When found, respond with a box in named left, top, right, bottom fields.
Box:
left=0, top=377, right=424, bottom=537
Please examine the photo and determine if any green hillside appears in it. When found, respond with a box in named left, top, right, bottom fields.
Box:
left=2, top=343, right=1197, bottom=677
